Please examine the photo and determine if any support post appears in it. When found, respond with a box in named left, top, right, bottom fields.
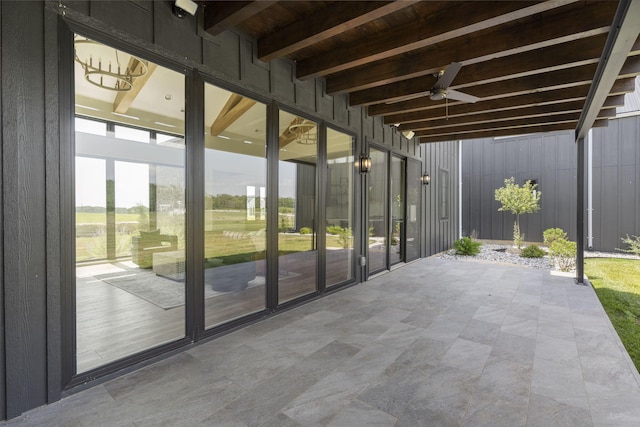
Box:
left=576, top=137, right=585, bottom=284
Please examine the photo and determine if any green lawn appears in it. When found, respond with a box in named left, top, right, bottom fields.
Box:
left=585, top=258, right=640, bottom=372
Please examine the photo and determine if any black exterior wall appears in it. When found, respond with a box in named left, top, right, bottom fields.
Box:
left=461, top=115, right=640, bottom=252
left=0, top=0, right=459, bottom=419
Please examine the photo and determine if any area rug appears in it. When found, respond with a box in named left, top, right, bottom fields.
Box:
left=94, top=269, right=298, bottom=310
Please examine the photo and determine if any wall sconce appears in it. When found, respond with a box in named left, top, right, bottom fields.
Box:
left=173, top=0, right=198, bottom=18
left=421, top=172, right=431, bottom=185
left=359, top=155, right=372, bottom=174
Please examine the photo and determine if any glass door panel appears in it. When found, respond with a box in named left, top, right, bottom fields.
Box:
left=326, top=128, right=354, bottom=287
left=74, top=35, right=186, bottom=372
left=278, top=112, right=318, bottom=303
left=406, top=159, right=421, bottom=262
left=204, top=84, right=267, bottom=328
left=390, top=156, right=406, bottom=265
left=368, top=148, right=388, bottom=274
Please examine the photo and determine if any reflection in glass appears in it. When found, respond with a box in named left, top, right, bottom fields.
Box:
left=74, top=36, right=186, bottom=373
left=368, top=148, right=388, bottom=274
left=390, top=156, right=405, bottom=265
left=326, top=128, right=354, bottom=286
left=405, top=160, right=421, bottom=262
left=204, top=85, right=267, bottom=328
left=278, top=112, right=318, bottom=303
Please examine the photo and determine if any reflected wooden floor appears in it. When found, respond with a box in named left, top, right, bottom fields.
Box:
left=77, top=250, right=355, bottom=373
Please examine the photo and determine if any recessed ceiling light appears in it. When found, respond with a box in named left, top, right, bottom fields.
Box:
left=165, top=94, right=172, bottom=100
left=112, top=112, right=139, bottom=120
left=217, top=135, right=230, bottom=140
left=154, top=121, right=176, bottom=128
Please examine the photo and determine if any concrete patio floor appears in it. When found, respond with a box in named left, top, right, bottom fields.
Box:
left=5, top=257, right=640, bottom=426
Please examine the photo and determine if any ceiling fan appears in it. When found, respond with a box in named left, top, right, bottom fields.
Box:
left=386, top=62, right=480, bottom=104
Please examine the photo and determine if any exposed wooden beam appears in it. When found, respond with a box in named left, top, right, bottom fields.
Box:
left=210, top=94, right=256, bottom=136
left=297, top=1, right=574, bottom=79
left=258, top=1, right=418, bottom=61
left=327, top=1, right=617, bottom=94
left=113, top=60, right=157, bottom=114
left=204, top=1, right=277, bottom=37
left=350, top=34, right=608, bottom=106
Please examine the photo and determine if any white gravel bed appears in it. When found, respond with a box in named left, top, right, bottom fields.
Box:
left=438, top=241, right=639, bottom=270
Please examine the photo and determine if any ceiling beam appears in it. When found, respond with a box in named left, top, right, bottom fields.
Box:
left=350, top=33, right=609, bottom=106
left=113, top=60, right=157, bottom=114
left=297, top=1, right=574, bottom=79
left=257, top=1, right=418, bottom=61
left=418, top=123, right=579, bottom=143
left=210, top=94, right=256, bottom=136
left=204, top=1, right=277, bottom=37
left=326, top=1, right=617, bottom=94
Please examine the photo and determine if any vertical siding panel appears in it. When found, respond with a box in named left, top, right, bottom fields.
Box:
left=2, top=1, right=48, bottom=418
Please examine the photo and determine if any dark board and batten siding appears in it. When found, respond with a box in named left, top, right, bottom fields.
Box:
left=591, top=116, right=640, bottom=251
left=0, top=0, right=436, bottom=420
left=461, top=118, right=640, bottom=252
left=422, top=141, right=460, bottom=257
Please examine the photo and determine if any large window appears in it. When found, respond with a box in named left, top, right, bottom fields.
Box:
left=326, top=128, right=355, bottom=286
left=368, top=148, right=388, bottom=274
left=204, top=84, right=267, bottom=328
left=74, top=36, right=186, bottom=372
left=278, top=112, right=318, bottom=303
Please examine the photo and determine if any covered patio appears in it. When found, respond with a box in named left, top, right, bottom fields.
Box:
left=6, top=256, right=640, bottom=426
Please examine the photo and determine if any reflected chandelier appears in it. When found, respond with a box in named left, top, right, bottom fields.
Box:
left=74, top=37, right=148, bottom=92
left=289, top=120, right=317, bottom=145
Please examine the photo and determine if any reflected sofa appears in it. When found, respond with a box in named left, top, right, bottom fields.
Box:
left=131, top=229, right=178, bottom=268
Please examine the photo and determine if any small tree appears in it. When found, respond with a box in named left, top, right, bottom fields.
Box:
left=494, top=177, right=541, bottom=249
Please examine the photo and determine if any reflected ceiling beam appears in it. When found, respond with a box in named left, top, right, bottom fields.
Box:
left=113, top=60, right=157, bottom=114
left=350, top=33, right=609, bottom=106
left=297, top=1, right=575, bottom=79
left=258, top=1, right=417, bottom=61
left=327, top=1, right=617, bottom=94
left=204, top=1, right=277, bottom=37
left=576, top=0, right=640, bottom=139
left=210, top=94, right=256, bottom=136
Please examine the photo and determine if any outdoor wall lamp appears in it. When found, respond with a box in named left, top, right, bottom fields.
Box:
left=421, top=172, right=431, bottom=185
left=173, top=0, right=198, bottom=18
left=359, top=155, right=372, bottom=174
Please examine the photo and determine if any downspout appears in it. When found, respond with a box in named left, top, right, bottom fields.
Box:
left=458, top=140, right=463, bottom=238
left=587, top=129, right=594, bottom=250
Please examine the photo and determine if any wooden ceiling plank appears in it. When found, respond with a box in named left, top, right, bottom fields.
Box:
left=297, top=1, right=574, bottom=79
left=113, top=60, right=157, bottom=114
left=414, top=113, right=582, bottom=137
left=400, top=100, right=587, bottom=132
left=210, top=94, right=256, bottom=136
left=350, top=34, right=609, bottom=106
left=204, top=1, right=277, bottom=37
left=257, top=1, right=418, bottom=61
left=375, top=86, right=591, bottom=119
left=326, top=1, right=617, bottom=94
left=418, top=123, right=577, bottom=143
left=375, top=63, right=598, bottom=121
left=618, top=54, right=640, bottom=78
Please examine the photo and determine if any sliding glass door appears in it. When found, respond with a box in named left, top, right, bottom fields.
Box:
left=367, top=147, right=388, bottom=274
left=74, top=36, right=186, bottom=372
left=390, top=155, right=406, bottom=266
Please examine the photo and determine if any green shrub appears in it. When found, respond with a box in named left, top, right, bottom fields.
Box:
left=618, top=234, right=640, bottom=257
left=521, top=244, right=545, bottom=258
left=543, top=227, right=568, bottom=247
left=453, top=236, right=482, bottom=256
left=337, top=227, right=353, bottom=249
left=299, top=227, right=313, bottom=235
left=549, top=238, right=576, bottom=272
left=327, top=225, right=343, bottom=235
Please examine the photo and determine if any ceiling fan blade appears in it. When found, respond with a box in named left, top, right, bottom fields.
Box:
left=446, top=89, right=479, bottom=103
left=434, top=62, right=462, bottom=89
left=385, top=91, right=430, bottom=104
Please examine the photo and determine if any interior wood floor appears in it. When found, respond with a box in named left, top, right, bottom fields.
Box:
left=76, top=249, right=355, bottom=373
